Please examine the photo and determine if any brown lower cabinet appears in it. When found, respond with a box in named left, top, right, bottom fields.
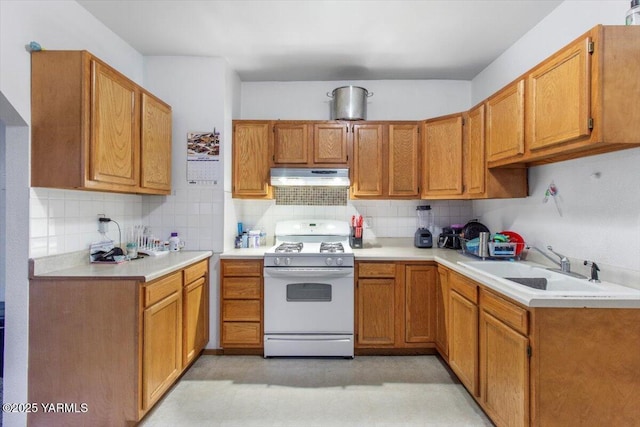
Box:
left=439, top=266, right=640, bottom=427
left=220, top=259, right=264, bottom=350
left=28, top=257, right=210, bottom=426
left=355, top=261, right=436, bottom=350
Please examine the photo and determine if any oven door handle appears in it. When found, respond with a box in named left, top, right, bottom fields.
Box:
left=264, top=268, right=353, bottom=278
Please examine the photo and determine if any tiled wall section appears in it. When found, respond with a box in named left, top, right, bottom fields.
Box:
left=141, top=187, right=224, bottom=252
left=233, top=198, right=474, bottom=246
left=29, top=188, right=143, bottom=258
left=274, top=186, right=348, bottom=206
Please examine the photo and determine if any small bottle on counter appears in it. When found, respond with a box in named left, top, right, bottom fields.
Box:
left=627, top=0, right=640, bottom=25
left=249, top=230, right=261, bottom=248
left=241, top=232, right=248, bottom=248
left=169, top=232, right=180, bottom=251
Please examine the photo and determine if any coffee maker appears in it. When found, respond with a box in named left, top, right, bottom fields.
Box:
left=414, top=205, right=433, bottom=248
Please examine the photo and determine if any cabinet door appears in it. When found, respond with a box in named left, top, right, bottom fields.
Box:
left=352, top=124, right=385, bottom=197
left=273, top=123, right=309, bottom=164
left=435, top=267, right=450, bottom=357
left=140, top=92, right=172, bottom=193
left=183, top=277, right=208, bottom=368
left=527, top=36, right=592, bottom=151
left=232, top=122, right=271, bottom=198
left=449, top=290, right=479, bottom=396
left=90, top=60, right=139, bottom=187
left=422, top=115, right=463, bottom=197
left=389, top=124, right=420, bottom=197
left=480, top=310, right=529, bottom=427
left=142, top=290, right=182, bottom=410
left=465, top=105, right=485, bottom=197
left=357, top=278, right=395, bottom=346
left=486, top=80, right=525, bottom=164
left=405, top=265, right=436, bottom=343
left=313, top=122, right=349, bottom=164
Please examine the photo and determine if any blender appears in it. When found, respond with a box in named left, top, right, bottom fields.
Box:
left=414, top=205, right=433, bottom=248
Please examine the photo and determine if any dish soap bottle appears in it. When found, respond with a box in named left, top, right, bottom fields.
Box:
left=627, top=0, right=640, bottom=25
left=169, top=232, right=180, bottom=251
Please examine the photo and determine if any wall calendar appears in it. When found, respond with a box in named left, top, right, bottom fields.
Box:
left=187, top=130, right=220, bottom=184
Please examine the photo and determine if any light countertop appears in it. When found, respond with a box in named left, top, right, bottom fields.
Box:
left=30, top=250, right=213, bottom=282
left=221, top=238, right=640, bottom=309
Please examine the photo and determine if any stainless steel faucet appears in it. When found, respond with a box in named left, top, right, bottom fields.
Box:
left=526, top=245, right=564, bottom=269
left=526, top=245, right=587, bottom=279
left=546, top=246, right=571, bottom=273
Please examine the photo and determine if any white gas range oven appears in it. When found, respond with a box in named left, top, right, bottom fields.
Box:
left=263, top=220, right=354, bottom=358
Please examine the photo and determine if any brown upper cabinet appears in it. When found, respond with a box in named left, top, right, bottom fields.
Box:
left=422, top=114, right=464, bottom=198
left=273, top=121, right=350, bottom=167
left=31, top=50, right=172, bottom=195
left=464, top=105, right=486, bottom=197
left=313, top=122, right=350, bottom=164
left=491, top=25, right=640, bottom=167
left=232, top=121, right=272, bottom=199
left=486, top=79, right=526, bottom=165
left=422, top=109, right=528, bottom=200
left=465, top=104, right=528, bottom=199
left=273, top=122, right=309, bottom=164
left=140, top=92, right=172, bottom=193
left=352, top=123, right=385, bottom=198
left=352, top=122, right=420, bottom=199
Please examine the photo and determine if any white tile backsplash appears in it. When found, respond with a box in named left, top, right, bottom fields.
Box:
left=231, top=198, right=475, bottom=243
left=30, top=186, right=469, bottom=257
left=29, top=188, right=144, bottom=257
left=141, top=187, right=224, bottom=252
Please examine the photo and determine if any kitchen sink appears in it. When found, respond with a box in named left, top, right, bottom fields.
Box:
left=457, top=260, right=639, bottom=295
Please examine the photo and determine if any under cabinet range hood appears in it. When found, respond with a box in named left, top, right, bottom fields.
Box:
left=270, top=168, right=350, bottom=187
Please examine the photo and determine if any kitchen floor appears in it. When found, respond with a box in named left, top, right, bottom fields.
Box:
left=140, top=355, right=493, bottom=426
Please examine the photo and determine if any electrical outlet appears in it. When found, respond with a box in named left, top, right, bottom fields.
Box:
left=98, top=214, right=110, bottom=233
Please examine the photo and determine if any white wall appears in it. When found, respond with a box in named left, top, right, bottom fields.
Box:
left=471, top=0, right=640, bottom=285
left=242, top=80, right=471, bottom=120
left=0, top=0, right=144, bottom=123
left=143, top=56, right=227, bottom=252
left=143, top=56, right=237, bottom=348
left=0, top=105, right=30, bottom=427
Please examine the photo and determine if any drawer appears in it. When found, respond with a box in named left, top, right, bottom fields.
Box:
left=222, top=322, right=262, bottom=346
left=222, top=260, right=262, bottom=277
left=449, top=271, right=478, bottom=304
left=358, top=262, right=396, bottom=278
left=144, top=271, right=182, bottom=307
left=223, top=277, right=261, bottom=299
left=481, top=289, right=528, bottom=335
left=184, top=260, right=208, bottom=284
left=222, top=300, right=261, bottom=321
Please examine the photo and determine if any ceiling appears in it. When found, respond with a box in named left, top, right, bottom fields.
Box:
left=77, top=0, right=563, bottom=82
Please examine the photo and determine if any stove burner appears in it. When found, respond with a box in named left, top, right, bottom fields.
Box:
left=320, top=242, right=345, bottom=253
left=274, top=242, right=304, bottom=253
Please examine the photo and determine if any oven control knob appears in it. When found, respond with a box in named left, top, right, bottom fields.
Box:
left=274, top=257, right=281, bottom=266
left=325, top=257, right=333, bottom=266
left=284, top=257, right=292, bottom=266
left=336, top=257, right=344, bottom=266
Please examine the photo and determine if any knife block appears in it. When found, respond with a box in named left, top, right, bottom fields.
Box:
left=349, top=235, right=363, bottom=249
